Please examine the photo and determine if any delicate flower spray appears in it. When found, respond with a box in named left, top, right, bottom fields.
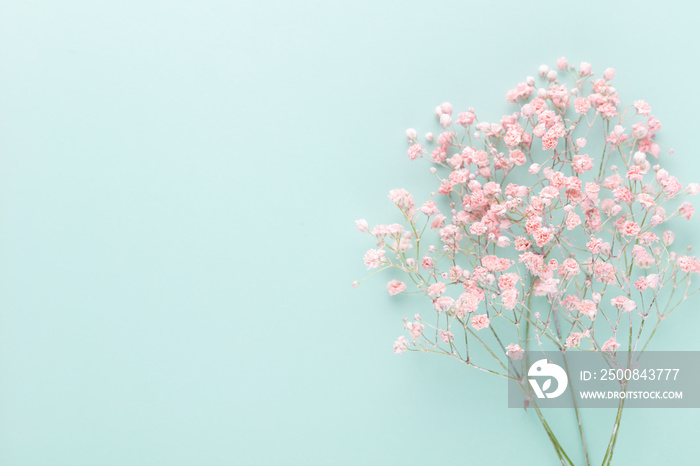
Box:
left=354, top=59, right=700, bottom=465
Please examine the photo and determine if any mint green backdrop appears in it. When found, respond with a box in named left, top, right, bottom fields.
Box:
left=0, top=1, right=698, bottom=465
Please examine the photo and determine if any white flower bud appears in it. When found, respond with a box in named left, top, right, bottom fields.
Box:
left=497, top=236, right=511, bottom=247
left=439, top=113, right=452, bottom=128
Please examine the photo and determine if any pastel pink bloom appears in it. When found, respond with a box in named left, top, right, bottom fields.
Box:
left=561, top=258, right=580, bottom=275
left=449, top=169, right=468, bottom=184
left=440, top=330, right=454, bottom=343
left=566, top=213, right=582, bottom=230
left=504, top=150, right=525, bottom=168
left=637, top=193, right=655, bottom=209
left=634, top=277, right=648, bottom=291
left=542, top=134, right=558, bottom=150
left=456, top=291, right=481, bottom=316
left=626, top=166, right=643, bottom=181
left=621, top=221, right=641, bottom=237
left=533, top=228, right=553, bottom=247
left=663, top=230, right=675, bottom=246
left=577, top=299, right=597, bottom=320
left=439, top=113, right=452, bottom=128
left=572, top=154, right=594, bottom=173
left=646, top=274, right=660, bottom=288
left=364, top=249, right=386, bottom=269
left=427, top=282, right=446, bottom=297
left=457, top=111, right=475, bottom=126
left=504, top=126, right=523, bottom=146
left=393, top=336, right=409, bottom=354
left=497, top=236, right=511, bottom=248
left=505, top=343, right=524, bottom=360
left=483, top=181, right=502, bottom=196
left=420, top=200, right=440, bottom=216
left=407, top=143, right=423, bottom=160
left=470, top=314, right=490, bottom=331
left=470, top=222, right=487, bottom=236
left=574, top=97, right=591, bottom=113
left=434, top=296, right=455, bottom=313
left=405, top=321, right=424, bottom=339
left=501, top=289, right=519, bottom=310
left=633, top=100, right=651, bottom=116
left=603, top=68, right=616, bottom=80
left=601, top=337, right=621, bottom=352
left=405, top=128, right=417, bottom=141
left=565, top=332, right=584, bottom=349
left=613, top=186, right=633, bottom=203
left=593, top=261, right=616, bottom=283
left=498, top=273, right=520, bottom=290
left=677, top=255, right=700, bottom=273
left=431, top=214, right=446, bottom=229
left=579, top=62, right=592, bottom=75
left=611, top=295, right=636, bottom=312
left=421, top=256, right=434, bottom=270
left=386, top=280, right=407, bottom=296
left=355, top=219, right=369, bottom=232
left=556, top=57, right=568, bottom=70
left=680, top=202, right=695, bottom=220
left=439, top=102, right=453, bottom=115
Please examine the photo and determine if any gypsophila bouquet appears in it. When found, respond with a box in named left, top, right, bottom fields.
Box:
left=354, top=58, right=700, bottom=465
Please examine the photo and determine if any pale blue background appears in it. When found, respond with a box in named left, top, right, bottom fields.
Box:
left=0, top=1, right=698, bottom=465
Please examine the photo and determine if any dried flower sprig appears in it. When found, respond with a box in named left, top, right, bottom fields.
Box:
left=355, top=58, right=700, bottom=465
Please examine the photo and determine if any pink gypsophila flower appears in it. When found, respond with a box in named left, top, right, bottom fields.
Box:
left=470, top=314, right=490, bottom=331
left=505, top=343, right=524, bottom=360
left=386, top=280, right=407, bottom=296
left=364, top=249, right=386, bottom=269
left=601, top=337, right=621, bottom=352
left=393, top=336, right=409, bottom=354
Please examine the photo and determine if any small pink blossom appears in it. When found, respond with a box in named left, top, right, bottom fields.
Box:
left=633, top=100, right=651, bottom=116
left=440, top=330, right=454, bottom=343
left=355, top=219, right=369, bottom=232
left=393, top=336, right=409, bottom=354
left=364, top=249, right=386, bottom=269
left=387, top=280, right=407, bottom=296
left=405, top=321, right=424, bottom=339
left=680, top=202, right=695, bottom=220
left=566, top=332, right=584, bottom=349
left=470, top=314, right=490, bottom=331
left=610, top=296, right=636, bottom=312
left=427, top=282, right=446, bottom=297
left=577, top=299, right=597, bottom=320
left=601, top=337, right=621, bottom=352
left=470, top=222, right=487, bottom=236
left=505, top=343, right=524, bottom=360
left=574, top=97, right=590, bottom=114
